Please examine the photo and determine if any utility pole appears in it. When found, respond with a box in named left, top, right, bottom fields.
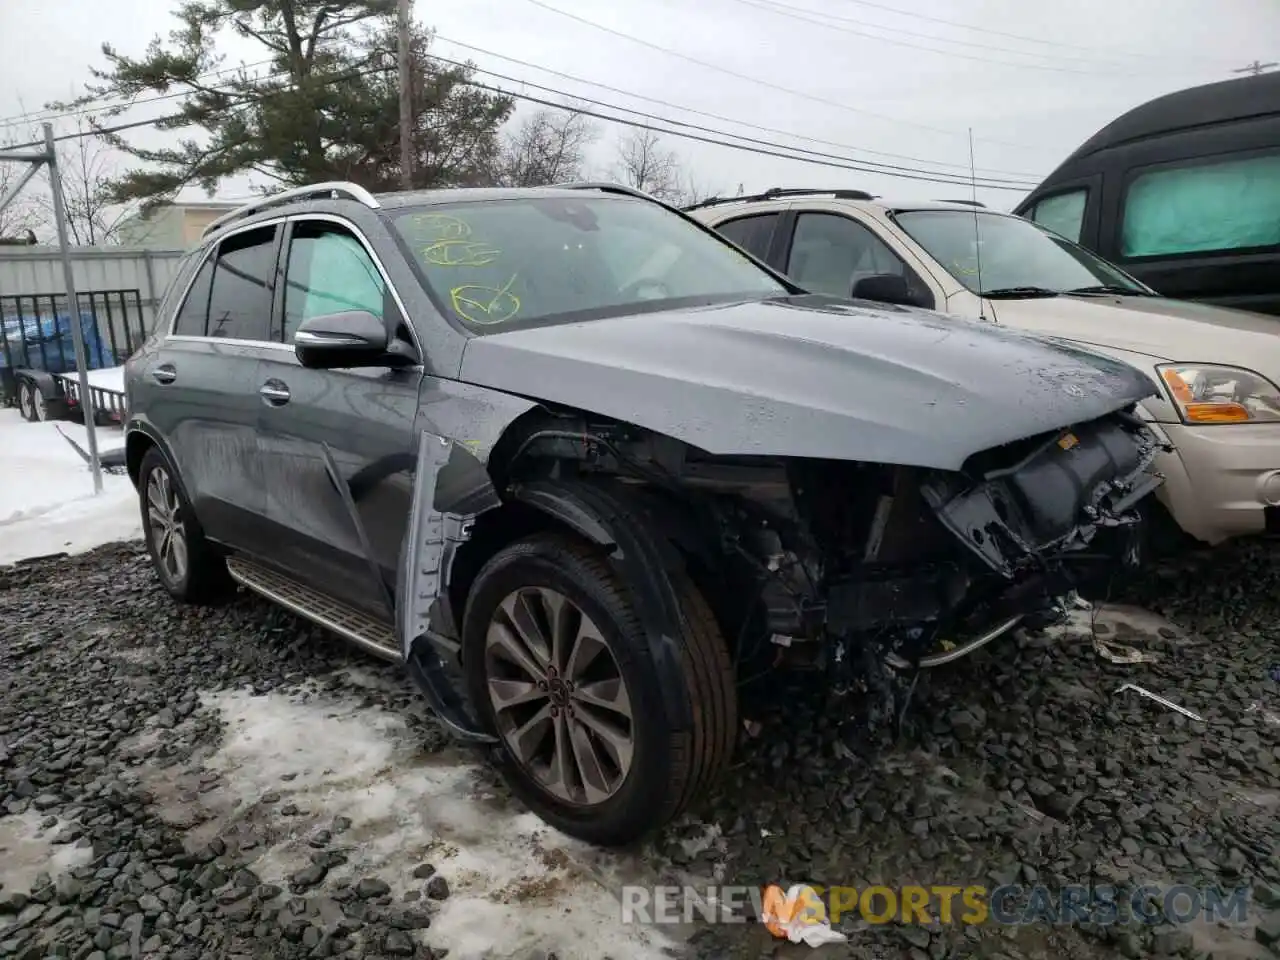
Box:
left=397, top=0, right=414, bottom=190
left=0, top=123, right=103, bottom=494
left=1233, top=60, right=1277, bottom=77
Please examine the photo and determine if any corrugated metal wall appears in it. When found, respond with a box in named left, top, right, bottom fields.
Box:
left=0, top=246, right=186, bottom=341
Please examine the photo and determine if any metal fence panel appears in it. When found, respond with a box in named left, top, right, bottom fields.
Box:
left=0, top=290, right=146, bottom=405
left=0, top=246, right=185, bottom=334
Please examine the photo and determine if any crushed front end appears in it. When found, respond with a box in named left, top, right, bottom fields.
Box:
left=716, top=405, right=1165, bottom=738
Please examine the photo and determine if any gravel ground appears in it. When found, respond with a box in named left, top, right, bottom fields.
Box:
left=0, top=538, right=1278, bottom=960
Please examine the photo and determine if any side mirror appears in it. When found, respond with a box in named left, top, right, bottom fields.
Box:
left=293, top=310, right=390, bottom=369
left=851, top=274, right=924, bottom=308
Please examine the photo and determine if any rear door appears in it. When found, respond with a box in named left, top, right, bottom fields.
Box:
left=254, top=214, right=425, bottom=618
left=144, top=222, right=282, bottom=552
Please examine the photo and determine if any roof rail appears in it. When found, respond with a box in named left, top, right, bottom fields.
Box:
left=201, top=181, right=381, bottom=239
left=683, top=186, right=876, bottom=212
left=933, top=198, right=986, bottom=208
left=553, top=181, right=663, bottom=203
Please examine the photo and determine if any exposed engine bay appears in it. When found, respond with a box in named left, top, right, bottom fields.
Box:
left=502, top=402, right=1166, bottom=720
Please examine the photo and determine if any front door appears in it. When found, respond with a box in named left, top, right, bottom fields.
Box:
left=146, top=224, right=281, bottom=552
left=255, top=216, right=424, bottom=618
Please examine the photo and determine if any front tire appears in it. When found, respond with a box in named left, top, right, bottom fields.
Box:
left=138, top=446, right=232, bottom=604
left=462, top=532, right=737, bottom=846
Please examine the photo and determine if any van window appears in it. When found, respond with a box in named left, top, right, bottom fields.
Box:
left=1121, top=152, right=1280, bottom=258
left=1027, top=190, right=1086, bottom=242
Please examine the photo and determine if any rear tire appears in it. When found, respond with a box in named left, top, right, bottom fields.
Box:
left=138, top=446, right=233, bottom=604
left=461, top=532, right=736, bottom=846
left=18, top=380, right=41, bottom=422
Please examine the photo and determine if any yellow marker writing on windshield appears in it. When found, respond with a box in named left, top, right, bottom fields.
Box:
left=450, top=274, right=521, bottom=325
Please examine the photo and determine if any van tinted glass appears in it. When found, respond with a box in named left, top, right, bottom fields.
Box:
left=1122, top=153, right=1280, bottom=258
left=1028, top=190, right=1086, bottom=242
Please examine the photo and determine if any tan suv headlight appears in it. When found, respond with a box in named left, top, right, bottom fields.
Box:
left=1158, top=363, right=1280, bottom=424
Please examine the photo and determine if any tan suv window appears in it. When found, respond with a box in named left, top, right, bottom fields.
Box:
left=786, top=213, right=907, bottom=298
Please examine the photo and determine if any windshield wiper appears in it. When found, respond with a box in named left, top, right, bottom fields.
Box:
left=1065, top=284, right=1156, bottom=297
left=980, top=286, right=1061, bottom=299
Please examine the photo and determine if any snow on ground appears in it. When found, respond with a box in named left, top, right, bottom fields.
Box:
left=0, top=809, right=95, bottom=895
left=0, top=407, right=140, bottom=565
left=138, top=681, right=680, bottom=960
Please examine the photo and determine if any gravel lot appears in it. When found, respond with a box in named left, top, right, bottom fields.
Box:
left=1, top=537, right=1278, bottom=960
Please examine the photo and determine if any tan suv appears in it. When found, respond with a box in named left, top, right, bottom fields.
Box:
left=686, top=188, right=1280, bottom=546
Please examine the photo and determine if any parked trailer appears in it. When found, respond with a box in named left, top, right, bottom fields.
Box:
left=56, top=365, right=127, bottom=424
left=0, top=290, right=145, bottom=423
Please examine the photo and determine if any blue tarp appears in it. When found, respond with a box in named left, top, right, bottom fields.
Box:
left=0, top=310, right=115, bottom=374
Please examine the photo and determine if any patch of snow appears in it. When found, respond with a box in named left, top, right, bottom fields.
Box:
left=174, top=686, right=679, bottom=960
left=0, top=407, right=140, bottom=565
left=0, top=809, right=95, bottom=894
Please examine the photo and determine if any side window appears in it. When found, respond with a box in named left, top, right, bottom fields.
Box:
left=282, top=220, right=386, bottom=343
left=716, top=213, right=780, bottom=261
left=172, top=254, right=215, bottom=337
left=1028, top=189, right=1087, bottom=242
left=1122, top=152, right=1280, bottom=258
left=785, top=213, right=909, bottom=299
left=206, top=225, right=278, bottom=342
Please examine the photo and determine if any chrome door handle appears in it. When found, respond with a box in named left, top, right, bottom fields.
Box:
left=151, top=365, right=176, bottom=384
left=259, top=381, right=290, bottom=405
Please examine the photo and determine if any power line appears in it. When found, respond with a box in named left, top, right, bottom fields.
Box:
left=427, top=52, right=1037, bottom=188
left=736, top=0, right=1203, bottom=76
left=4, top=30, right=1048, bottom=182
left=465, top=78, right=1036, bottom=190
left=516, top=0, right=1051, bottom=152
left=433, top=34, right=1045, bottom=179
left=0, top=58, right=283, bottom=130
left=4, top=67, right=1036, bottom=192
left=829, top=0, right=1234, bottom=64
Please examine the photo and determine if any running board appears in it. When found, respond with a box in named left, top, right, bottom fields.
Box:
left=226, top=557, right=401, bottom=662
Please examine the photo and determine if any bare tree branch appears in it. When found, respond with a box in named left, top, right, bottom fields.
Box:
left=610, top=128, right=683, bottom=202
left=492, top=106, right=599, bottom=187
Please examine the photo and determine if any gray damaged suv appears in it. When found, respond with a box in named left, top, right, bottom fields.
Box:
left=124, top=181, right=1164, bottom=845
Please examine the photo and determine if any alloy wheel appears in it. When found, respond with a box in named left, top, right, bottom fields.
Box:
left=484, top=586, right=635, bottom=805
left=146, top=466, right=188, bottom=584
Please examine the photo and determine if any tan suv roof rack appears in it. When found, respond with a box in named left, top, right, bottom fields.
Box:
left=683, top=186, right=876, bottom=212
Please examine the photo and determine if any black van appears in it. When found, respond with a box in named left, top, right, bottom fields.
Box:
left=1014, top=72, right=1280, bottom=317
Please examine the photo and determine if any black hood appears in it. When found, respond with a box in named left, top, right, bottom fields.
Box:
left=459, top=295, right=1158, bottom=471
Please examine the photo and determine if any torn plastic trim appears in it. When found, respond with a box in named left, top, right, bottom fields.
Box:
left=922, top=419, right=1166, bottom=578
left=398, top=431, right=500, bottom=742
left=509, top=479, right=696, bottom=732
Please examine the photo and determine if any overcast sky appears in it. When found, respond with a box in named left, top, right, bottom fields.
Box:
left=1, top=0, right=1277, bottom=211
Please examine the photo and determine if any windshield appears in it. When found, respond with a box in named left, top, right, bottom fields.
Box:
left=894, top=210, right=1147, bottom=295
left=391, top=195, right=788, bottom=332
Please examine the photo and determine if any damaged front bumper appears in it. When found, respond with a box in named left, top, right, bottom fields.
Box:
left=823, top=410, right=1167, bottom=672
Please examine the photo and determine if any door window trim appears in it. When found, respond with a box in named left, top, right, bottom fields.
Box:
left=281, top=213, right=424, bottom=364
left=165, top=215, right=293, bottom=351
left=777, top=209, right=937, bottom=310
left=1116, top=145, right=1280, bottom=262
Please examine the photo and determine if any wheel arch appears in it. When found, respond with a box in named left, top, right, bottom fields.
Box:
left=125, top=423, right=178, bottom=491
